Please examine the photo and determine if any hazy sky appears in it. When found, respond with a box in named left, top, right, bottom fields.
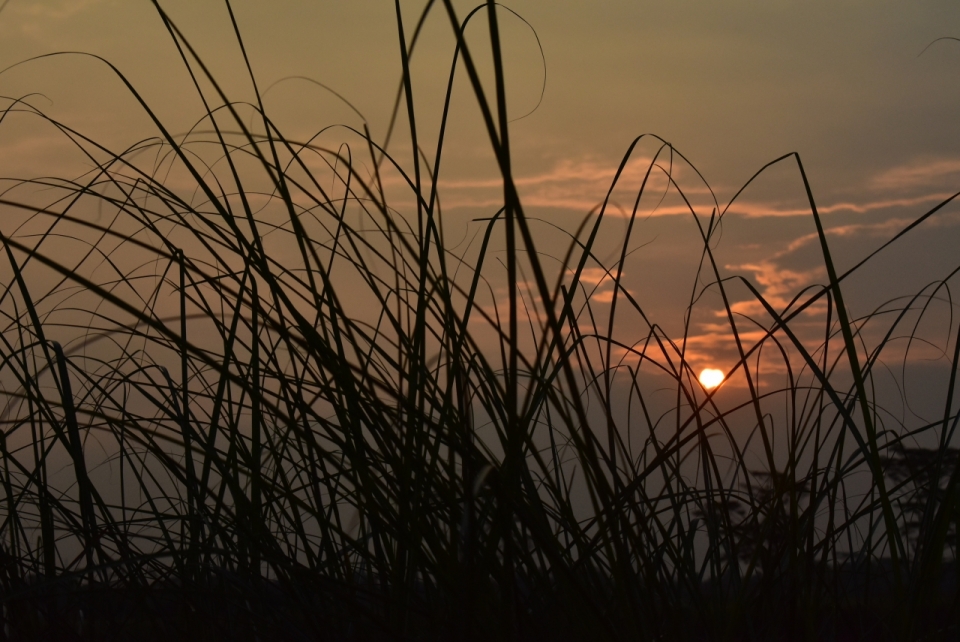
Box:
left=4, top=1, right=958, bottom=185
left=2, top=0, right=960, bottom=399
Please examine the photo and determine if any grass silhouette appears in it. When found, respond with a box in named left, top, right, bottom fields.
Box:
left=0, top=2, right=958, bottom=640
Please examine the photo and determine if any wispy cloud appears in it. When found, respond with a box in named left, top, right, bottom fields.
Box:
left=870, top=158, right=960, bottom=191
left=428, top=154, right=960, bottom=221
left=723, top=156, right=960, bottom=219
left=724, top=260, right=826, bottom=318
left=430, top=156, right=717, bottom=215
left=715, top=215, right=926, bottom=322
left=724, top=192, right=958, bottom=218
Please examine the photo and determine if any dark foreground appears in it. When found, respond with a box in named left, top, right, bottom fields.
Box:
left=1, top=562, right=957, bottom=641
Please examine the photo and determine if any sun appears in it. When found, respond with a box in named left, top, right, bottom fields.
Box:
left=699, top=368, right=725, bottom=390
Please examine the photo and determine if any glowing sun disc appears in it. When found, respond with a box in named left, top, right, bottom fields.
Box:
left=699, top=368, right=724, bottom=389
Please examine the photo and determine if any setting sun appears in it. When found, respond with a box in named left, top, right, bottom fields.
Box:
left=699, top=368, right=725, bottom=390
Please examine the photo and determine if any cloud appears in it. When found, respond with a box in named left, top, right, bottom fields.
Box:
left=716, top=216, right=924, bottom=321
left=424, top=154, right=960, bottom=221
left=378, top=152, right=960, bottom=384
left=722, top=259, right=826, bottom=320
left=724, top=192, right=958, bottom=218
left=723, top=157, right=960, bottom=219
left=870, top=159, right=960, bottom=191
left=428, top=156, right=717, bottom=215
left=568, top=266, right=615, bottom=287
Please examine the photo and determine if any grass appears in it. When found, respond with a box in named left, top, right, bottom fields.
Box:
left=0, top=1, right=959, bottom=640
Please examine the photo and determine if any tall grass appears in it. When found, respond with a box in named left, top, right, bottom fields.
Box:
left=0, top=1, right=958, bottom=640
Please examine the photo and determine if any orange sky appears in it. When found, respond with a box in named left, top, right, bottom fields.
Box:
left=1, top=0, right=959, bottom=404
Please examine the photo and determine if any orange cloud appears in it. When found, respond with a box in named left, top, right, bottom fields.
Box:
left=426, top=155, right=716, bottom=215
left=427, top=154, right=960, bottom=222
left=724, top=193, right=958, bottom=218
left=870, top=158, right=960, bottom=190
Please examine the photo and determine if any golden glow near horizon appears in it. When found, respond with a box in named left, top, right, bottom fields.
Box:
left=699, top=368, right=724, bottom=390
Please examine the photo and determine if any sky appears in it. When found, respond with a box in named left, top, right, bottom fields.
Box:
left=2, top=0, right=960, bottom=420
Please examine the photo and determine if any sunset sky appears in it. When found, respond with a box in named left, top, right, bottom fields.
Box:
left=2, top=0, right=959, bottom=402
